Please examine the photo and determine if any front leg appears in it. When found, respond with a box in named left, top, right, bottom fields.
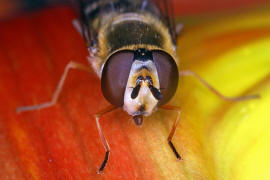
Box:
left=160, top=105, right=182, bottom=160
left=16, top=61, right=91, bottom=113
left=94, top=105, right=118, bottom=174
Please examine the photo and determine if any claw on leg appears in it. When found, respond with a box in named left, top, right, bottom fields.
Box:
left=94, top=105, right=118, bottom=174
left=160, top=105, right=182, bottom=160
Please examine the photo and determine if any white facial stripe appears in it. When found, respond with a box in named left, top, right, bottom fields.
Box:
left=123, top=60, right=160, bottom=116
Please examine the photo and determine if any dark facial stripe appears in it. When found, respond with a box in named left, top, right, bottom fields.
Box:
left=131, top=84, right=141, bottom=99
left=149, top=85, right=162, bottom=100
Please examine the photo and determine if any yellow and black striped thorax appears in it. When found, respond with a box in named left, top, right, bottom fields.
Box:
left=81, top=0, right=176, bottom=60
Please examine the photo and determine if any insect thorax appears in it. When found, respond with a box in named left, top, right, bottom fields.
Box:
left=90, top=11, right=176, bottom=76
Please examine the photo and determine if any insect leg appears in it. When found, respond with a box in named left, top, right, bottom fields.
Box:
left=94, top=105, right=118, bottom=174
left=180, top=70, right=260, bottom=101
left=72, top=19, right=83, bottom=36
left=16, top=61, right=92, bottom=113
left=160, top=105, right=181, bottom=160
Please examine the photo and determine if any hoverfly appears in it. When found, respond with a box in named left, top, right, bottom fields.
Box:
left=17, top=0, right=259, bottom=174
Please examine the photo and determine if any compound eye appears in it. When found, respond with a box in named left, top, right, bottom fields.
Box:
left=101, top=50, right=134, bottom=107
left=152, top=50, right=179, bottom=105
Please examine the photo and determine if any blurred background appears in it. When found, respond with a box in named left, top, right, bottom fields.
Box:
left=1, top=0, right=270, bottom=21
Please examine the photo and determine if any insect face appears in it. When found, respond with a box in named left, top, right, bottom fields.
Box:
left=123, top=63, right=160, bottom=118
left=101, top=48, right=179, bottom=126
left=123, top=49, right=161, bottom=120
